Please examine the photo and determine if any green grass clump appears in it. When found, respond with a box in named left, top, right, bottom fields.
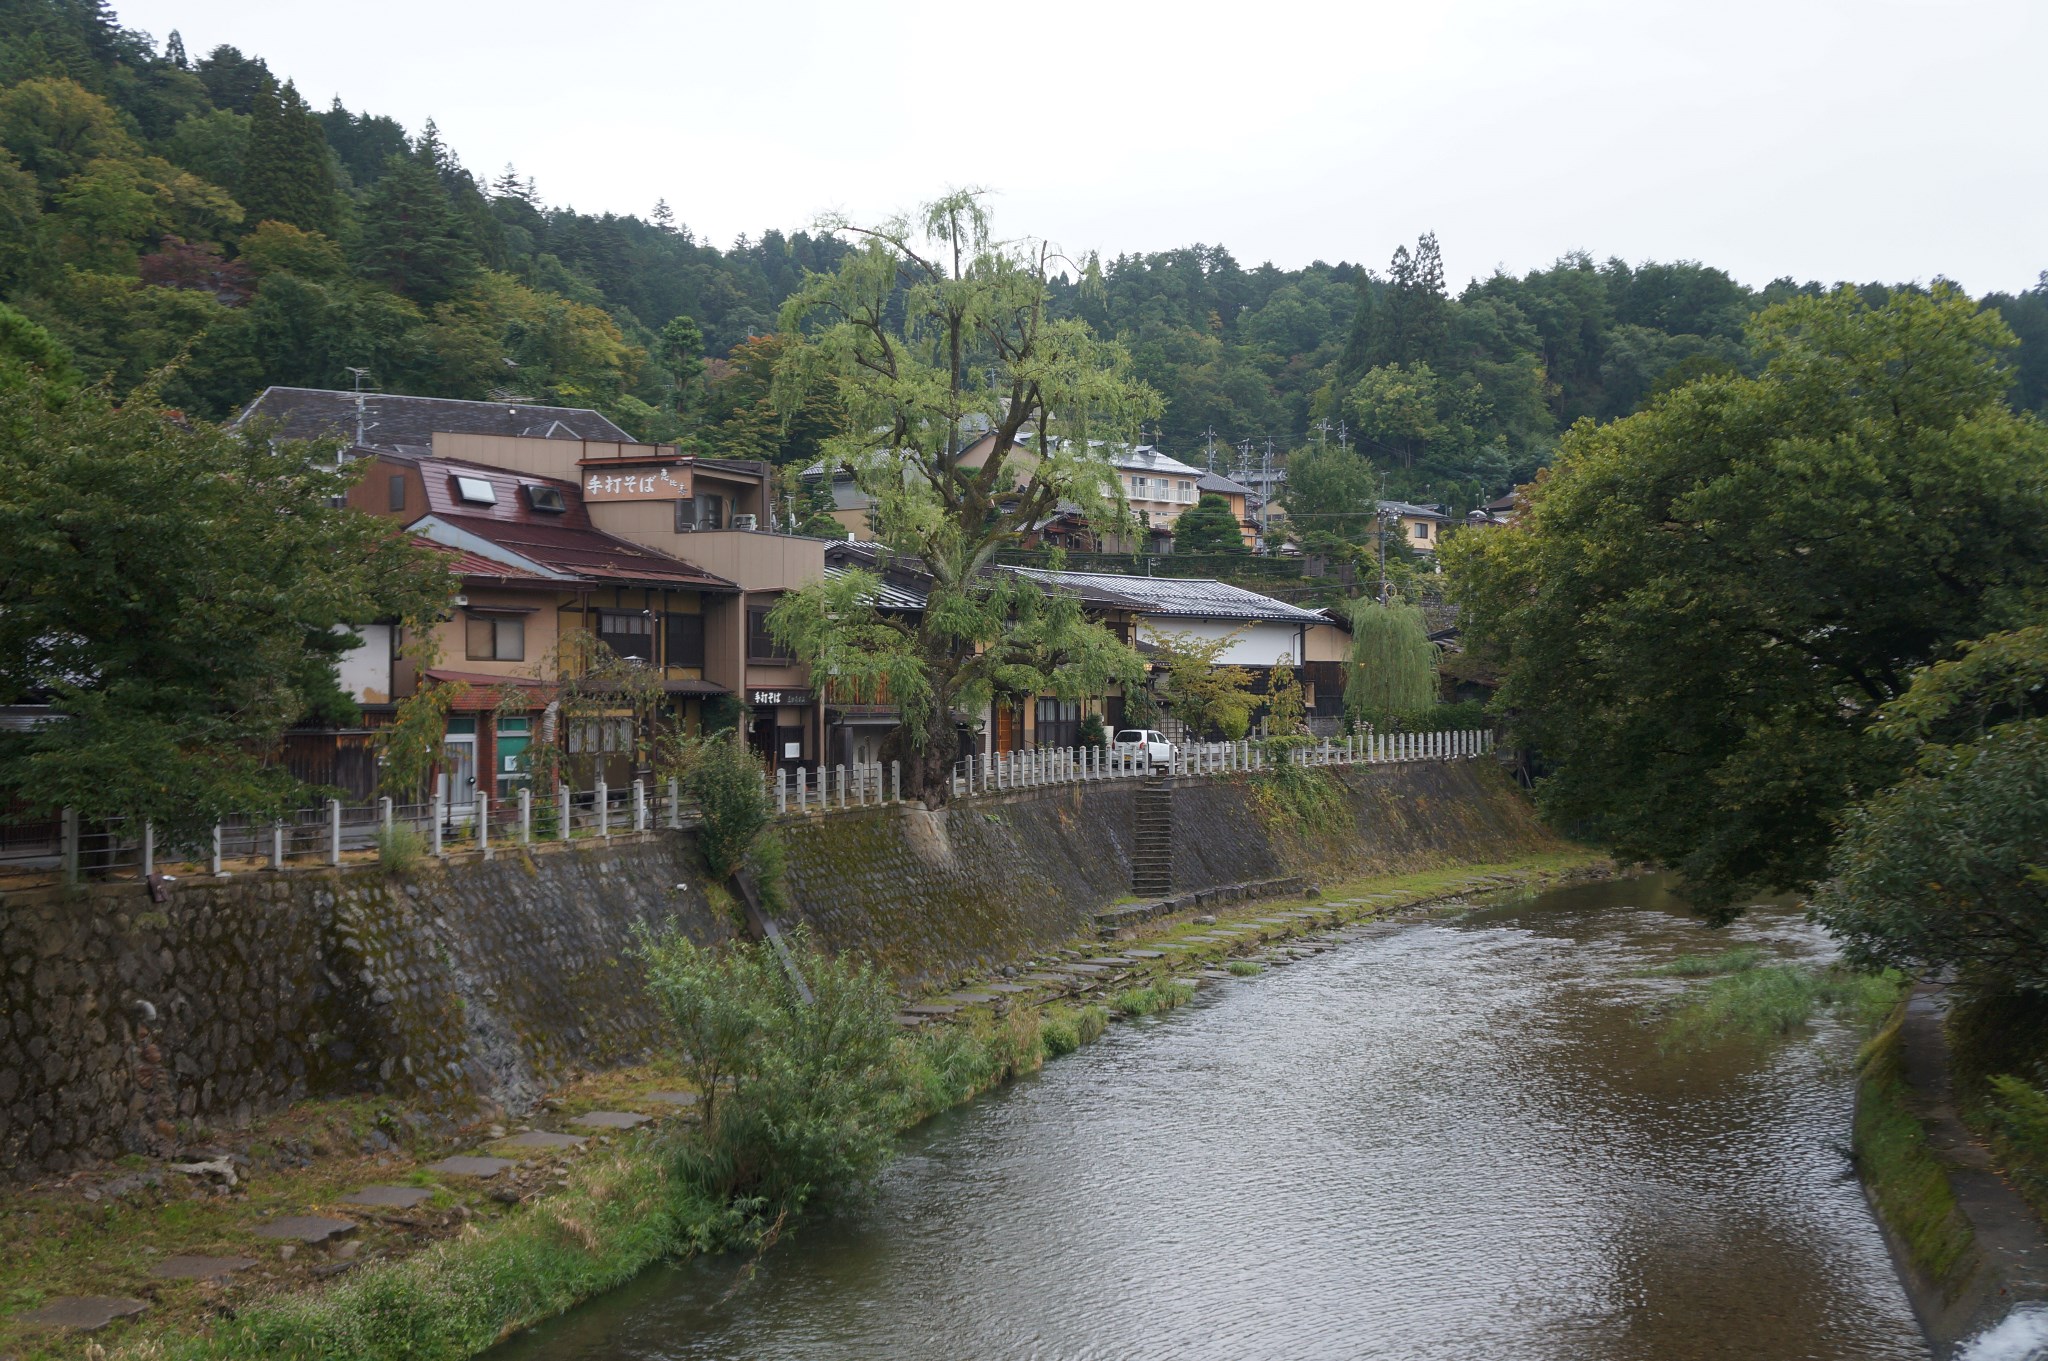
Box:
left=1112, top=979, right=1197, bottom=1017
left=895, top=1011, right=1045, bottom=1122
left=1646, top=947, right=1766, bottom=977
left=1660, top=964, right=1904, bottom=1049
left=1854, top=1009, right=1976, bottom=1287
left=1226, top=960, right=1262, bottom=976
left=138, top=1149, right=718, bottom=1361
left=373, top=822, right=427, bottom=873
left=1981, top=1074, right=2048, bottom=1220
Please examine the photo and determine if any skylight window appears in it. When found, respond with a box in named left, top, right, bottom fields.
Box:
left=453, top=475, right=497, bottom=505
left=524, top=484, right=567, bottom=513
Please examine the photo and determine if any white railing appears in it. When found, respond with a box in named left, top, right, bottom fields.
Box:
left=943, top=729, right=1497, bottom=799
left=12, top=776, right=708, bottom=888
left=773, top=761, right=901, bottom=816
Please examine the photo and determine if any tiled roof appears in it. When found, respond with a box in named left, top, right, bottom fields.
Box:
left=1005, top=569, right=1325, bottom=623
left=1110, top=446, right=1205, bottom=477
left=823, top=565, right=927, bottom=612
left=1198, top=472, right=1254, bottom=496
left=233, top=387, right=635, bottom=453
left=431, top=513, right=735, bottom=591
left=1378, top=499, right=1449, bottom=520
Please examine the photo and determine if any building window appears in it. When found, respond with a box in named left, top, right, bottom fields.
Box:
left=597, top=610, right=654, bottom=661
left=675, top=493, right=725, bottom=531
left=453, top=475, right=497, bottom=505
left=665, top=611, right=706, bottom=667
left=1034, top=697, right=1080, bottom=749
left=388, top=474, right=406, bottom=513
left=465, top=613, right=525, bottom=661
left=1414, top=521, right=1430, bottom=540
left=747, top=605, right=793, bottom=663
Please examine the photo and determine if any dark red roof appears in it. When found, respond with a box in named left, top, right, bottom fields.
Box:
left=434, top=513, right=733, bottom=590
left=399, top=455, right=735, bottom=592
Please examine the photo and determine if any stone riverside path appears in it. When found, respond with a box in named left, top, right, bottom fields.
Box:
left=16, top=1107, right=677, bottom=1338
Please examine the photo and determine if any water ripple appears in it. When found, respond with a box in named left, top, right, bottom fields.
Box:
left=493, top=875, right=1926, bottom=1361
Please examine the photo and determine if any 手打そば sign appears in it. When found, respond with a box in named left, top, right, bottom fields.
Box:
left=584, top=465, right=692, bottom=502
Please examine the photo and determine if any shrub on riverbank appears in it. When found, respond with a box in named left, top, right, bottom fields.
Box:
left=638, top=927, right=901, bottom=1230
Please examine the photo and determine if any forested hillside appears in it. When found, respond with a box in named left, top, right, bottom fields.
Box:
left=4, top=0, right=2044, bottom=516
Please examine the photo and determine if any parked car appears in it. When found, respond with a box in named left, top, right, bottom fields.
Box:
left=1112, top=729, right=1176, bottom=768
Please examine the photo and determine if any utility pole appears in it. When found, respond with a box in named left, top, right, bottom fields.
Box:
left=1261, top=438, right=1275, bottom=540
left=1203, top=426, right=1217, bottom=473
left=1337, top=420, right=1349, bottom=457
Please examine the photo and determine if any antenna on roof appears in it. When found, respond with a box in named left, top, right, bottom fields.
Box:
left=344, top=367, right=378, bottom=452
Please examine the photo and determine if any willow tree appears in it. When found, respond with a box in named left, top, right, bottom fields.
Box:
left=1344, top=597, right=1438, bottom=726
left=768, top=192, right=1157, bottom=800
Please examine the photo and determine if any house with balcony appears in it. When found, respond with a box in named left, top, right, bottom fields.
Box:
left=344, top=453, right=737, bottom=803
left=239, top=386, right=834, bottom=776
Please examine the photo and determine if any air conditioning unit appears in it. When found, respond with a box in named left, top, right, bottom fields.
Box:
left=731, top=513, right=759, bottom=531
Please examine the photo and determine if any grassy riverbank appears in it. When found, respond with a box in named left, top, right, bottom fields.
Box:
left=0, top=849, right=1601, bottom=1360
left=1854, top=1007, right=1976, bottom=1294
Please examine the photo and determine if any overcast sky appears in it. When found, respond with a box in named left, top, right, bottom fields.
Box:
left=116, top=0, right=2045, bottom=295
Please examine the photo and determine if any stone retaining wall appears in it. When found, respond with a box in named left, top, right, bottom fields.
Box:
left=2, top=759, right=1554, bottom=1177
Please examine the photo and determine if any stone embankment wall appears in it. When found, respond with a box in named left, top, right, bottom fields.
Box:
left=781, top=759, right=1552, bottom=989
left=0, top=837, right=732, bottom=1178
left=2, top=760, right=1553, bottom=1178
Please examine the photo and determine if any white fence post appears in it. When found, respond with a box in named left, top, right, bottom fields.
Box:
left=668, top=776, right=681, bottom=829
left=777, top=768, right=788, bottom=815
left=597, top=779, right=610, bottom=838
left=271, top=819, right=285, bottom=870
left=328, top=799, right=342, bottom=866
left=557, top=783, right=571, bottom=842
left=210, top=823, right=222, bottom=876
left=142, top=821, right=155, bottom=877
left=477, top=792, right=490, bottom=854
left=60, top=807, right=78, bottom=885
left=520, top=787, right=532, bottom=843
left=380, top=796, right=394, bottom=832
left=632, top=779, right=646, bottom=833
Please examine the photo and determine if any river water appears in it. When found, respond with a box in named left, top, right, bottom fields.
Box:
left=495, top=873, right=1926, bottom=1360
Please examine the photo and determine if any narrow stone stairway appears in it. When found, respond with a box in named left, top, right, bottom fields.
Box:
left=1132, top=775, right=1174, bottom=897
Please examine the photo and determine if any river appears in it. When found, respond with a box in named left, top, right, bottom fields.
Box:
left=494, top=873, right=1926, bottom=1360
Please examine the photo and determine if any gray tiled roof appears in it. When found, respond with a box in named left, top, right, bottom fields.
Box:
left=1377, top=499, right=1449, bottom=520
left=822, top=565, right=927, bottom=612
left=1198, top=471, right=1254, bottom=496
left=1006, top=569, right=1325, bottom=623
left=232, top=387, right=636, bottom=453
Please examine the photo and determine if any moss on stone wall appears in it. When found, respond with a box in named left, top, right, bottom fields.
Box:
left=3, top=760, right=1554, bottom=1178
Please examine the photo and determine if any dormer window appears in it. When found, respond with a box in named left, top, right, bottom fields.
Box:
left=453, top=475, right=497, bottom=505
left=524, top=484, right=566, bottom=513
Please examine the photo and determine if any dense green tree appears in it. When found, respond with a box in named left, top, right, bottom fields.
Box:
left=657, top=312, right=704, bottom=416
left=1172, top=493, right=1247, bottom=554
left=0, top=355, right=453, bottom=835
left=767, top=192, right=1154, bottom=799
left=192, top=42, right=268, bottom=115
left=238, top=78, right=338, bottom=235
left=1811, top=626, right=2048, bottom=988
left=353, top=140, right=477, bottom=304
left=1445, top=286, right=2048, bottom=910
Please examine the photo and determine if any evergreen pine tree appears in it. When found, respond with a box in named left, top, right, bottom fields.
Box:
left=163, top=30, right=186, bottom=68
left=1173, top=494, right=1247, bottom=554
left=353, top=139, right=477, bottom=304
left=239, top=79, right=339, bottom=235
left=194, top=43, right=270, bottom=114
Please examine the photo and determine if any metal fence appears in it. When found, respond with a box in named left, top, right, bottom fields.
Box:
left=1, top=777, right=712, bottom=889
left=945, top=728, right=1496, bottom=799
